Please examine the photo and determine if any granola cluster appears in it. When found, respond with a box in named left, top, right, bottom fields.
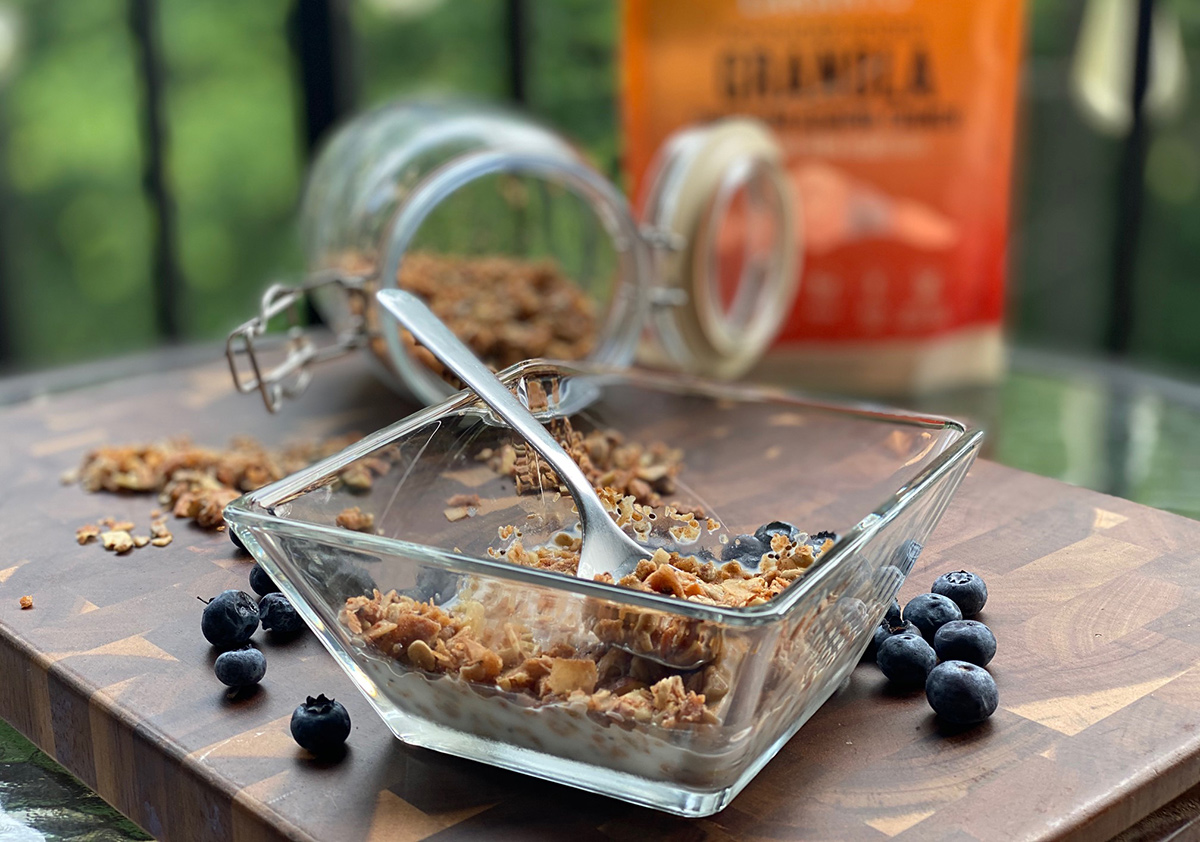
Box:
left=606, top=536, right=827, bottom=609
left=339, top=513, right=829, bottom=727
left=68, top=434, right=365, bottom=533
left=340, top=588, right=721, bottom=729
left=396, top=252, right=597, bottom=375
left=489, top=524, right=826, bottom=610
left=480, top=417, right=684, bottom=508
left=485, top=534, right=827, bottom=669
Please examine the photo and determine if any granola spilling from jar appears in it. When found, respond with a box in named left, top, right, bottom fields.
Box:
left=338, top=251, right=598, bottom=381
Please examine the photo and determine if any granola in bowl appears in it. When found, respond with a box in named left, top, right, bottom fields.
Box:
left=329, top=410, right=844, bottom=776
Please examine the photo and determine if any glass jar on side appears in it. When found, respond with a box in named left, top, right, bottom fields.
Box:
left=227, top=100, right=799, bottom=410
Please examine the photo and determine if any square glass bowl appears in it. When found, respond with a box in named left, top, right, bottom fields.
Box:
left=225, top=361, right=981, bottom=817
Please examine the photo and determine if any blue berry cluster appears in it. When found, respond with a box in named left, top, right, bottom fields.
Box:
left=721, top=521, right=839, bottom=568
left=201, top=557, right=350, bottom=755
left=873, top=569, right=998, bottom=725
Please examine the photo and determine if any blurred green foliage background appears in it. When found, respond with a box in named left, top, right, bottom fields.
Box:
left=0, top=0, right=1197, bottom=372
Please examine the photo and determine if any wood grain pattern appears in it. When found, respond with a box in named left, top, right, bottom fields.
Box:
left=1, top=356, right=1199, bottom=841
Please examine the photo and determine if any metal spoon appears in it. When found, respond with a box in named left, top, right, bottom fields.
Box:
left=376, top=289, right=653, bottom=583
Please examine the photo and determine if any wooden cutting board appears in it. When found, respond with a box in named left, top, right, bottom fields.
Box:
left=1, top=356, right=1199, bottom=842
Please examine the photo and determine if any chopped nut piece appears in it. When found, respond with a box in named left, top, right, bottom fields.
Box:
left=443, top=507, right=472, bottom=523
left=132, top=535, right=150, bottom=548
left=100, top=530, right=134, bottom=554
left=19, top=596, right=32, bottom=610
left=75, top=524, right=100, bottom=545
left=150, top=535, right=173, bottom=548
left=407, top=639, right=437, bottom=671
left=110, top=520, right=135, bottom=533
left=336, top=506, right=375, bottom=532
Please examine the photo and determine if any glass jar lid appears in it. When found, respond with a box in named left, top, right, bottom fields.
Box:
left=638, top=118, right=800, bottom=379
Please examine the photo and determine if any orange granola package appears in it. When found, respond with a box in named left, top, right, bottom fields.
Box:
left=622, top=0, right=1025, bottom=395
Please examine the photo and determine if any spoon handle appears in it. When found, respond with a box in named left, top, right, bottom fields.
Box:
left=375, top=289, right=598, bottom=514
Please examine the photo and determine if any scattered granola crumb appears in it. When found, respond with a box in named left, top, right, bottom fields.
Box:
left=150, top=535, right=173, bottom=548
left=72, top=433, right=364, bottom=532
left=76, top=524, right=100, bottom=545
left=443, top=507, right=472, bottom=523
left=336, top=506, right=375, bottom=532
left=133, top=535, right=150, bottom=548
left=19, top=596, right=32, bottom=610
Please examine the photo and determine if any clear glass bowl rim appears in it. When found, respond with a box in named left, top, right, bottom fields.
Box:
left=225, top=359, right=983, bottom=628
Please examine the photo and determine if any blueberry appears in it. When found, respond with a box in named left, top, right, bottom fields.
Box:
left=933, top=620, right=996, bottom=667
left=865, top=617, right=920, bottom=661
left=807, top=530, right=839, bottom=552
left=926, top=660, right=999, bottom=724
left=259, top=592, right=306, bottom=637
left=720, top=534, right=766, bottom=564
left=412, top=566, right=459, bottom=603
left=884, top=598, right=902, bottom=626
left=214, top=647, right=266, bottom=687
left=228, top=528, right=248, bottom=554
left=876, top=633, right=937, bottom=689
left=201, top=590, right=259, bottom=650
left=932, top=570, right=988, bottom=617
left=327, top=566, right=378, bottom=604
left=903, top=593, right=962, bottom=641
left=291, top=694, right=351, bottom=756
left=754, top=521, right=802, bottom=547
left=248, top=563, right=280, bottom=597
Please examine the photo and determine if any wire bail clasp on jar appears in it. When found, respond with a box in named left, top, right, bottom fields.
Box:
left=225, top=269, right=372, bottom=412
